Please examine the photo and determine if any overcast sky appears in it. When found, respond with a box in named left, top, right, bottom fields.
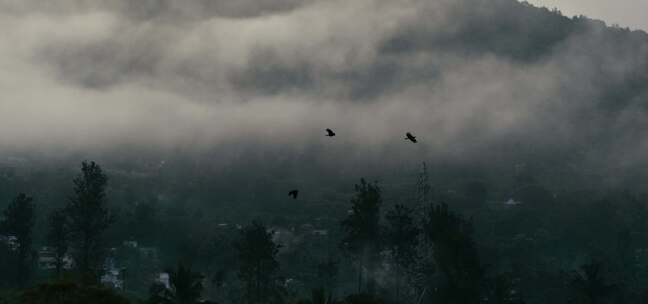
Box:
left=0, top=0, right=647, bottom=177
left=527, top=0, right=648, bottom=31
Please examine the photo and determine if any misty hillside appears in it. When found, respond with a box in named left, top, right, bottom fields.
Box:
left=1, top=0, right=648, bottom=217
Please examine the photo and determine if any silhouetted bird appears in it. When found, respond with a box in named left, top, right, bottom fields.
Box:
left=288, top=190, right=299, bottom=199
left=326, top=128, right=336, bottom=137
left=405, top=132, right=417, bottom=143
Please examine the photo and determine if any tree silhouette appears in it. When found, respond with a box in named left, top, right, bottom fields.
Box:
left=569, top=260, right=616, bottom=304
left=46, top=209, right=69, bottom=278
left=235, top=221, right=283, bottom=304
left=1, top=193, right=35, bottom=287
left=169, top=263, right=204, bottom=304
left=422, top=203, right=482, bottom=303
left=384, top=204, right=419, bottom=301
left=65, top=161, right=114, bottom=284
left=340, top=179, right=382, bottom=294
left=315, top=256, right=339, bottom=303
left=0, top=242, right=11, bottom=289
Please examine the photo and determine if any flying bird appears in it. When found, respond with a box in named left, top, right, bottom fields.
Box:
left=326, top=128, right=336, bottom=137
left=405, top=132, right=417, bottom=143
left=288, top=190, right=299, bottom=199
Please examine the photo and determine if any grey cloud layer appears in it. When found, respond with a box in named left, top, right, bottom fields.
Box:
left=1, top=0, right=648, bottom=178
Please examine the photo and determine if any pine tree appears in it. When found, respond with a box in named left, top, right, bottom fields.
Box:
left=385, top=204, right=419, bottom=301
left=235, top=221, right=283, bottom=304
left=46, top=209, right=69, bottom=278
left=65, top=161, right=114, bottom=284
left=422, top=203, right=482, bottom=303
left=340, top=179, right=382, bottom=294
left=316, top=256, right=339, bottom=302
left=1, top=193, right=35, bottom=287
left=569, top=260, right=616, bottom=304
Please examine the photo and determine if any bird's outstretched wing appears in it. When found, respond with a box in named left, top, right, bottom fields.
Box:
left=405, top=132, right=417, bottom=143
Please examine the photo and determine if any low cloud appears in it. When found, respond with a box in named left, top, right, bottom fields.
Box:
left=1, top=0, right=648, bottom=185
